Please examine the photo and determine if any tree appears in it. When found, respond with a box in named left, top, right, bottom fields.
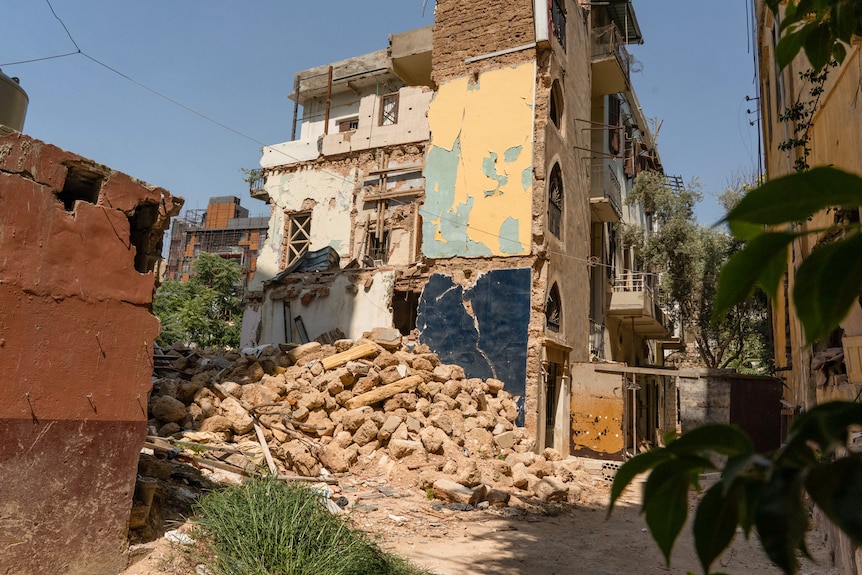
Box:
left=153, top=253, right=243, bottom=348
left=625, top=173, right=771, bottom=370
left=609, top=2, right=862, bottom=572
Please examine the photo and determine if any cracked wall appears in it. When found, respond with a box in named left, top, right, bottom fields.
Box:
left=0, top=133, right=179, bottom=574
left=417, top=268, right=531, bottom=424
left=421, top=62, right=536, bottom=258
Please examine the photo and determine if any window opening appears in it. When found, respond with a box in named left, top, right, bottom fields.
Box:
left=545, top=361, right=563, bottom=448
left=285, top=212, right=311, bottom=267
left=58, top=163, right=103, bottom=212
left=393, top=290, right=420, bottom=336
left=608, top=96, right=621, bottom=156
left=546, top=283, right=561, bottom=332
left=551, top=0, right=567, bottom=50
left=339, top=117, right=359, bottom=132
left=366, top=229, right=390, bottom=264
left=548, top=164, right=563, bottom=238
left=550, top=80, right=563, bottom=130
left=380, top=94, right=399, bottom=126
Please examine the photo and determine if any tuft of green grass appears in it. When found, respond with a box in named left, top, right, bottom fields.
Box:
left=193, top=476, right=430, bottom=575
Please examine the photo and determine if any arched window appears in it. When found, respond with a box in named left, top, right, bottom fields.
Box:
left=548, top=164, right=563, bottom=238
left=546, top=283, right=561, bottom=333
left=550, top=80, right=563, bottom=131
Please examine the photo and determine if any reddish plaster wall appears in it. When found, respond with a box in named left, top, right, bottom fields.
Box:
left=0, top=133, right=179, bottom=575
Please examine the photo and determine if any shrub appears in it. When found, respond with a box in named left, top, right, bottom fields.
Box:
left=193, top=477, right=429, bottom=575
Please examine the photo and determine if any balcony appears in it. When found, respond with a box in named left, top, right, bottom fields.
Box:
left=608, top=272, right=670, bottom=339
left=591, top=24, right=630, bottom=97
left=590, top=161, right=623, bottom=222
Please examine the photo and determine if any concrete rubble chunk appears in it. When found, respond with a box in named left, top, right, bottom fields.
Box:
left=370, top=327, right=402, bottom=350
left=152, top=396, right=188, bottom=424
left=419, top=426, right=448, bottom=454
left=493, top=430, right=516, bottom=450
left=287, top=342, right=321, bottom=364
left=533, top=476, right=569, bottom=502
left=388, top=438, right=423, bottom=459
left=433, top=479, right=487, bottom=506
left=485, top=488, right=511, bottom=507
left=352, top=418, right=380, bottom=446
left=219, top=396, right=254, bottom=434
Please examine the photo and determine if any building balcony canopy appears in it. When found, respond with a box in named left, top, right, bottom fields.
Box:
left=608, top=273, right=671, bottom=339
left=591, top=24, right=631, bottom=97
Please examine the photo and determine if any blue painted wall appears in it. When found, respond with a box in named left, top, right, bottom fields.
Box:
left=416, top=268, right=530, bottom=424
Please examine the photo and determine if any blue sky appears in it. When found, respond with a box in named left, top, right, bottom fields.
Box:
left=3, top=1, right=758, bottom=224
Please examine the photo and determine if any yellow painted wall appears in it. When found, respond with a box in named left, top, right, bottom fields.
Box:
left=422, top=62, right=536, bottom=257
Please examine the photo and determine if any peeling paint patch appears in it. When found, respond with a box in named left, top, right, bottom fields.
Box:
left=498, top=217, right=523, bottom=254
left=504, top=146, right=522, bottom=162
left=417, top=269, right=530, bottom=424
left=422, top=62, right=536, bottom=258
left=521, top=167, right=532, bottom=190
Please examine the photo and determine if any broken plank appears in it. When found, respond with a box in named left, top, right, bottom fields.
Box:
left=344, top=375, right=423, bottom=409
left=253, top=419, right=279, bottom=474
left=321, top=342, right=379, bottom=371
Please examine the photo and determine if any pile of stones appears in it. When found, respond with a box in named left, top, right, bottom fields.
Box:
left=148, top=328, right=594, bottom=506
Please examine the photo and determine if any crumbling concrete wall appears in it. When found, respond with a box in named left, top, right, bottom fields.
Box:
left=251, top=145, right=426, bottom=293
left=261, top=269, right=396, bottom=343
left=416, top=267, right=531, bottom=425
left=0, top=133, right=178, bottom=575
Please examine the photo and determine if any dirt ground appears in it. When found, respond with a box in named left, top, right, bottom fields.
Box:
left=122, top=468, right=841, bottom=575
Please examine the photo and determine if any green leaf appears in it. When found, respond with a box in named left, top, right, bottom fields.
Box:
left=776, top=22, right=813, bottom=69
left=667, top=424, right=755, bottom=458
left=694, top=482, right=741, bottom=574
left=721, top=453, right=771, bottom=494
left=608, top=449, right=672, bottom=513
left=803, top=21, right=834, bottom=71
left=724, top=167, right=862, bottom=226
left=643, top=458, right=698, bottom=565
left=755, top=468, right=809, bottom=574
left=738, top=479, right=765, bottom=537
left=833, top=0, right=856, bottom=42
left=713, top=232, right=796, bottom=318
left=727, top=218, right=766, bottom=241
left=832, top=40, right=848, bottom=64
left=807, top=458, right=862, bottom=544
left=783, top=401, right=862, bottom=456
left=793, top=233, right=862, bottom=345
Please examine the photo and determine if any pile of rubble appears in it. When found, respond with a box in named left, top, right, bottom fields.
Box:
left=147, top=328, right=596, bottom=509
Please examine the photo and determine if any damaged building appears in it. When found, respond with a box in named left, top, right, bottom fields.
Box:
left=245, top=0, right=677, bottom=459
left=0, top=131, right=180, bottom=574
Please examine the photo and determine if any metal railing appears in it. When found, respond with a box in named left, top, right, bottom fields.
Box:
left=590, top=161, right=623, bottom=218
left=613, top=272, right=670, bottom=327
left=590, top=319, right=605, bottom=359
left=592, top=23, right=631, bottom=82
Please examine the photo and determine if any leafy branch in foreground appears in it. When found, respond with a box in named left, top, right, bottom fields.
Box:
left=714, top=166, right=862, bottom=345
left=608, top=402, right=862, bottom=575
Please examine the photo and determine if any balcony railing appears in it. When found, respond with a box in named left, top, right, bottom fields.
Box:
left=610, top=272, right=670, bottom=338
left=590, top=161, right=623, bottom=220
left=592, top=23, right=630, bottom=78
left=590, top=319, right=605, bottom=359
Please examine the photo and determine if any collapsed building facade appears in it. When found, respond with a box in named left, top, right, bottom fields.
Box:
left=245, top=0, right=677, bottom=459
left=0, top=132, right=180, bottom=574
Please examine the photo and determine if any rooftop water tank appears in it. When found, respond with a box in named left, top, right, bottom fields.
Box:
left=0, top=69, right=29, bottom=134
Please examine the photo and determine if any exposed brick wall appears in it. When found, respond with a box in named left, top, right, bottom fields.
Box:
left=432, top=0, right=536, bottom=84
left=0, top=133, right=179, bottom=574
